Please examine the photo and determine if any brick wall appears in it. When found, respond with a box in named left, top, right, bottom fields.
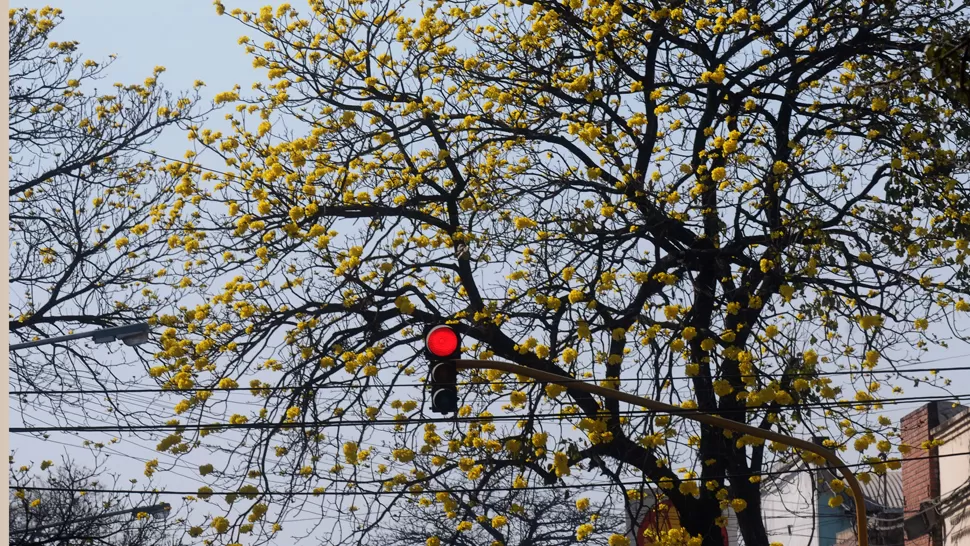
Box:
left=901, top=403, right=942, bottom=546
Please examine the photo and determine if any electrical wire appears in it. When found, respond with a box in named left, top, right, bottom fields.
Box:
left=12, top=359, right=970, bottom=397
left=9, top=410, right=227, bottom=485
left=11, top=392, right=970, bottom=434
left=11, top=406, right=428, bottom=486
left=12, top=450, right=970, bottom=497
left=21, top=364, right=944, bottom=438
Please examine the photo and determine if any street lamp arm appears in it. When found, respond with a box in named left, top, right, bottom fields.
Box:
left=10, top=502, right=170, bottom=535
left=10, top=329, right=96, bottom=351
left=453, top=359, right=869, bottom=546
left=10, top=322, right=151, bottom=351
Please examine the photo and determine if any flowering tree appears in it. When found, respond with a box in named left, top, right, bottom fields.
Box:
left=9, top=455, right=186, bottom=546
left=8, top=7, right=205, bottom=410
left=374, top=484, right=622, bottom=546
left=146, top=1, right=970, bottom=545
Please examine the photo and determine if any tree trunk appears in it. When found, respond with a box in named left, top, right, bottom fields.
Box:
left=674, top=496, right=729, bottom=546
left=734, top=491, right=771, bottom=546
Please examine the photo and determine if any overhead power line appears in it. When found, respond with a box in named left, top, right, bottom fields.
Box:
left=11, top=361, right=970, bottom=398
left=13, top=449, right=970, bottom=497
left=13, top=350, right=970, bottom=398
left=10, top=392, right=970, bottom=434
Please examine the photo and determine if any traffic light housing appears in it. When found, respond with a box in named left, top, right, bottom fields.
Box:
left=424, top=324, right=460, bottom=414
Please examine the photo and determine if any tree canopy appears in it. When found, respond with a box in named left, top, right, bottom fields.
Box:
left=9, top=6, right=205, bottom=415
left=9, top=454, right=185, bottom=546
left=13, top=1, right=970, bottom=546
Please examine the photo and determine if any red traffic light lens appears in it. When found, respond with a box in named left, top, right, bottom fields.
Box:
left=426, top=325, right=459, bottom=357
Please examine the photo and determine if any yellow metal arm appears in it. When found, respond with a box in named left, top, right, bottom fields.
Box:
left=454, top=359, right=869, bottom=546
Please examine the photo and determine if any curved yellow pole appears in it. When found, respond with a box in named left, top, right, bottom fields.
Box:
left=454, top=359, right=869, bottom=546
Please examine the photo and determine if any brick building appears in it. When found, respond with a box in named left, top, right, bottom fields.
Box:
left=900, top=401, right=970, bottom=546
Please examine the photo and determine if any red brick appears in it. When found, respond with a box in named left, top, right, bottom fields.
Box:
left=901, top=404, right=942, bottom=546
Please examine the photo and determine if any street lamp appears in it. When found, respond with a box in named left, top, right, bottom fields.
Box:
left=10, top=322, right=151, bottom=352
left=447, top=359, right=872, bottom=546
left=11, top=502, right=171, bottom=535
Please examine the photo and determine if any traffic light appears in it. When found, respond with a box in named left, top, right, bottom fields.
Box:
left=424, top=324, right=460, bottom=414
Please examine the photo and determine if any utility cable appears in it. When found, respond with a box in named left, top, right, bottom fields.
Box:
left=13, top=360, right=970, bottom=397
left=14, top=448, right=970, bottom=497
left=11, top=392, right=970, bottom=434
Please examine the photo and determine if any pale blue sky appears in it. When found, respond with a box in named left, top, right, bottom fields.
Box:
left=11, top=0, right=970, bottom=540
left=20, top=0, right=268, bottom=154
left=9, top=0, right=291, bottom=527
left=21, top=1, right=966, bottom=405
left=15, top=0, right=970, bottom=461
left=30, top=1, right=258, bottom=93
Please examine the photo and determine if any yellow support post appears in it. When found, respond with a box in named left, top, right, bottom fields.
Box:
left=454, top=359, right=869, bottom=546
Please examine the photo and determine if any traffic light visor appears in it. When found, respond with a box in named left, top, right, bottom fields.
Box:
left=426, top=325, right=459, bottom=358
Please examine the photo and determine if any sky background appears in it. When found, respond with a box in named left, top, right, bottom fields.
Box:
left=10, top=0, right=970, bottom=542
left=8, top=1, right=318, bottom=537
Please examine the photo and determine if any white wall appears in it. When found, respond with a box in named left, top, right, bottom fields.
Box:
left=938, top=411, right=970, bottom=546
left=761, top=467, right=818, bottom=546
